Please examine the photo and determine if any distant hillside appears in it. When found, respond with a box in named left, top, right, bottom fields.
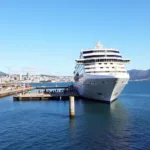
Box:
left=128, top=69, right=150, bottom=80
left=0, top=71, right=7, bottom=76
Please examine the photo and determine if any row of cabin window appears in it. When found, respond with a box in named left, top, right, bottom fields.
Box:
left=86, top=71, right=127, bottom=73
left=85, top=67, right=125, bottom=69
left=103, top=63, right=123, bottom=65
left=84, top=55, right=122, bottom=59
left=77, top=59, right=129, bottom=63
left=83, top=50, right=120, bottom=54
left=84, top=63, right=123, bottom=66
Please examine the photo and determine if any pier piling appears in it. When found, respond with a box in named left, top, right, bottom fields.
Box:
left=19, top=96, right=22, bottom=101
left=69, top=96, right=75, bottom=118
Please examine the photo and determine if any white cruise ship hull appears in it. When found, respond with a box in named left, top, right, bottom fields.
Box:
left=74, top=74, right=129, bottom=103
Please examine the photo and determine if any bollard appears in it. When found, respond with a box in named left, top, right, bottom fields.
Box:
left=69, top=96, right=75, bottom=118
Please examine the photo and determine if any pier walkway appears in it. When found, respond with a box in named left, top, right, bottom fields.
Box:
left=0, top=84, right=78, bottom=100
left=36, top=86, right=69, bottom=89
left=14, top=92, right=79, bottom=101
left=0, top=87, right=35, bottom=98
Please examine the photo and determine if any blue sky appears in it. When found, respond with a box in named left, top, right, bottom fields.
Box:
left=0, top=0, right=149, bottom=75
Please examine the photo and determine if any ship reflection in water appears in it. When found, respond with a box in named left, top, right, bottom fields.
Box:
left=68, top=99, right=131, bottom=150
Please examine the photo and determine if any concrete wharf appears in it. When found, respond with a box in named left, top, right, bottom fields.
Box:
left=13, top=86, right=78, bottom=118
left=36, top=86, right=69, bottom=89
left=0, top=87, right=35, bottom=98
left=14, top=92, right=79, bottom=101
left=0, top=84, right=76, bottom=99
left=0, top=83, right=80, bottom=101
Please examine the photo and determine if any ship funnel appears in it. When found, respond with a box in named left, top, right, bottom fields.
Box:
left=95, top=41, right=103, bottom=49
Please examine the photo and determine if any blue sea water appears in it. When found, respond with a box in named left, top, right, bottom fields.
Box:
left=0, top=81, right=150, bottom=150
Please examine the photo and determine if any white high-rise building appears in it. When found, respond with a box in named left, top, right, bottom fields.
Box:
left=19, top=74, right=22, bottom=81
left=27, top=72, right=30, bottom=79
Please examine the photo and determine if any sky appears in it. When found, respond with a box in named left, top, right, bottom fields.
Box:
left=0, top=0, right=150, bottom=75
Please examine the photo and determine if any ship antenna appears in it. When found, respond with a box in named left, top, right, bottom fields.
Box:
left=95, top=40, right=103, bottom=49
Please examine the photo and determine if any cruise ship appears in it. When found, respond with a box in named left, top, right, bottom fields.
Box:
left=74, top=41, right=130, bottom=103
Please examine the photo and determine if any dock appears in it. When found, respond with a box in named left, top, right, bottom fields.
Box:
left=36, top=86, right=69, bottom=89
left=0, top=84, right=77, bottom=99
left=14, top=92, right=79, bottom=101
left=12, top=85, right=78, bottom=118
left=0, top=87, right=35, bottom=98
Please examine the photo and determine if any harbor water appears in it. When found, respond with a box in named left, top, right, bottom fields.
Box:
left=0, top=81, right=150, bottom=150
